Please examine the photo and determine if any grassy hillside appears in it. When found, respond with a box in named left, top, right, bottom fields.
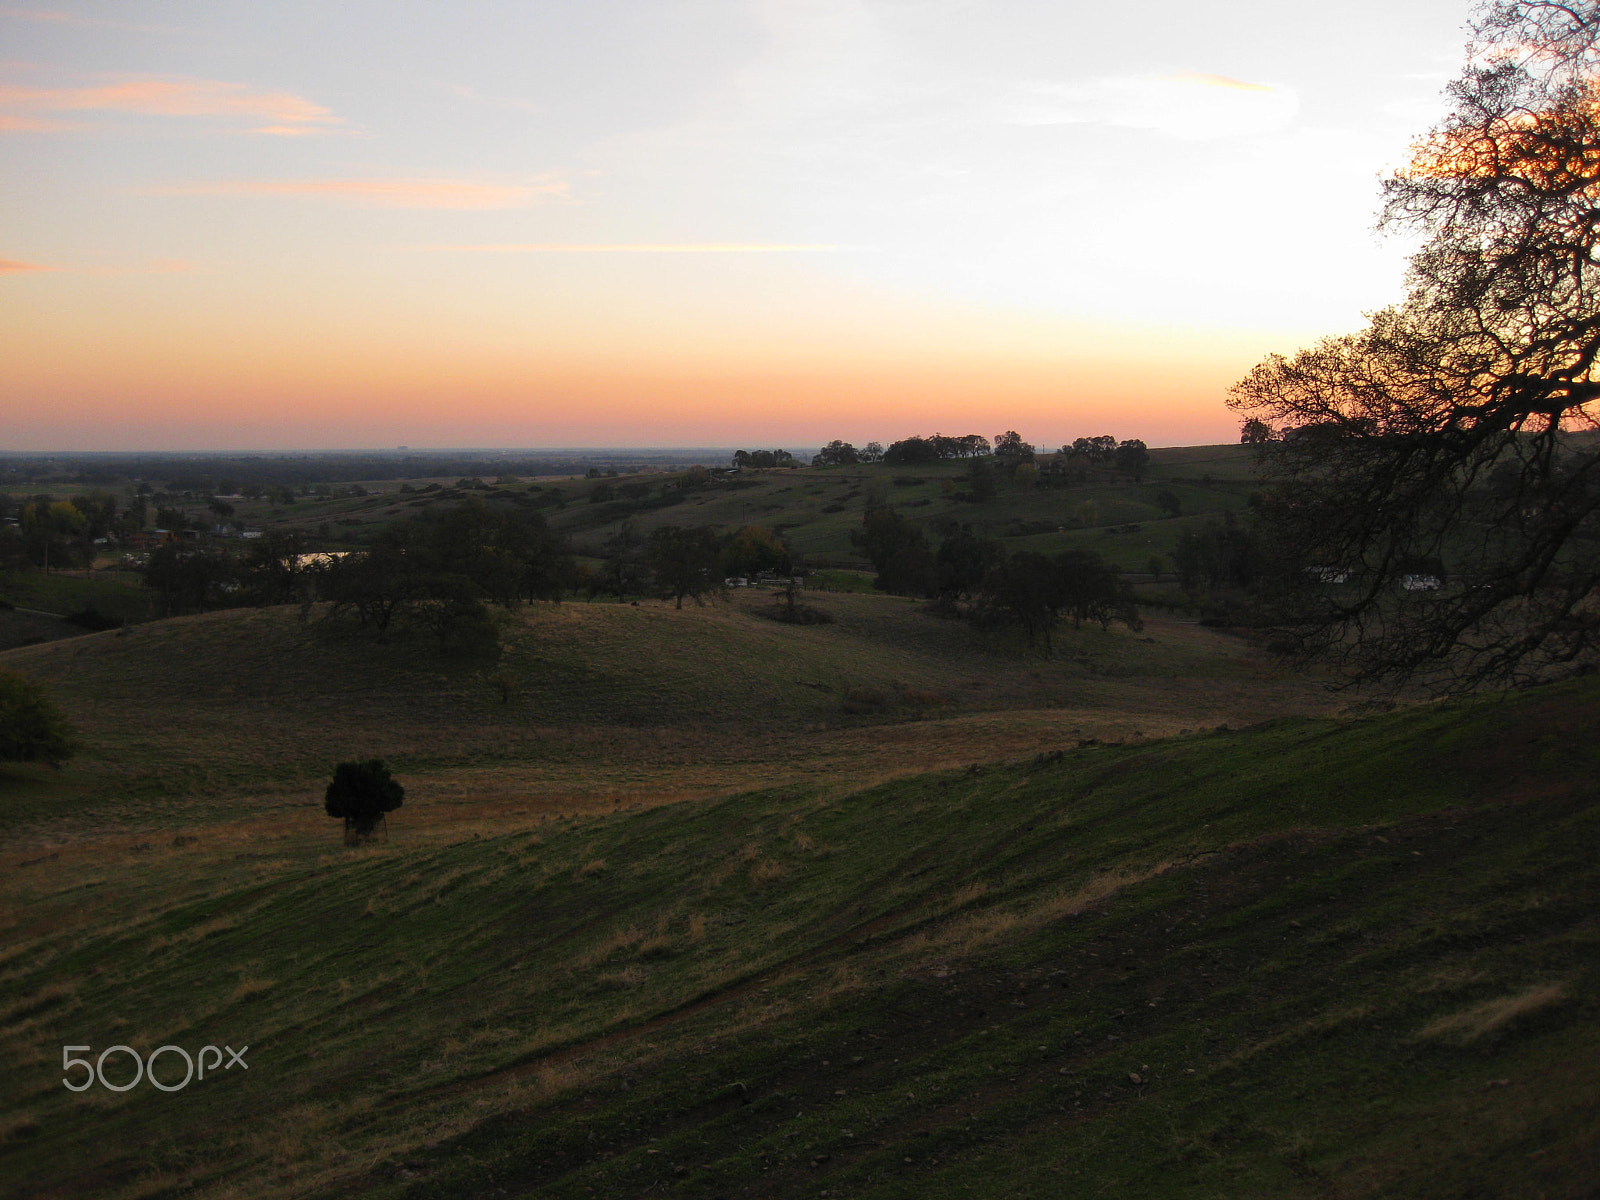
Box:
left=0, top=595, right=1325, bottom=841
left=0, top=673, right=1595, bottom=1199
left=179, top=444, right=1259, bottom=572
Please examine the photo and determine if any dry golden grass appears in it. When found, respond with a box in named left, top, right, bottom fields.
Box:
left=596, top=966, right=650, bottom=989
left=904, top=863, right=1170, bottom=959
left=0, top=599, right=1334, bottom=856
left=228, top=975, right=276, bottom=1003
left=576, top=925, right=645, bottom=968
left=749, top=858, right=787, bottom=886
left=1417, top=982, right=1570, bottom=1043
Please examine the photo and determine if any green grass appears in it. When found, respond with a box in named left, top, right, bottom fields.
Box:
left=0, top=596, right=1325, bottom=839
left=292, top=452, right=1259, bottom=570
left=0, top=677, right=1595, bottom=1199
left=0, top=569, right=152, bottom=622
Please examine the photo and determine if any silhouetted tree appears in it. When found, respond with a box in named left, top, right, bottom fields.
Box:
left=962, top=456, right=997, bottom=502
left=1173, top=513, right=1262, bottom=592
left=1071, top=435, right=1118, bottom=463
left=973, top=548, right=1140, bottom=651
left=935, top=526, right=1001, bottom=600
left=324, top=759, right=404, bottom=842
left=647, top=525, right=722, bottom=608
left=1115, top=439, right=1149, bottom=481
left=1239, top=417, right=1276, bottom=446
left=811, top=441, right=860, bottom=467
left=993, top=431, right=1035, bottom=468
left=1229, top=0, right=1600, bottom=687
left=143, top=545, right=238, bottom=616
left=882, top=437, right=937, bottom=466
left=242, top=530, right=311, bottom=605
left=851, top=507, right=926, bottom=575
left=721, top=525, right=791, bottom=579
left=878, top=545, right=938, bottom=597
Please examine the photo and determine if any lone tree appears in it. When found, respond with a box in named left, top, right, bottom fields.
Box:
left=0, top=670, right=74, bottom=767
left=1229, top=0, right=1600, bottom=690
left=324, top=760, right=404, bottom=842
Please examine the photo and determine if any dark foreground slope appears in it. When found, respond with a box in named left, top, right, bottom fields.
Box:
left=1, top=681, right=1596, bottom=1199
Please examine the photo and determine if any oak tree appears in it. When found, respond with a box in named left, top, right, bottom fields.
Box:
left=1230, top=0, right=1600, bottom=689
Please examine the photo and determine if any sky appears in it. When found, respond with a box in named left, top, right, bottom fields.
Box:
left=2, top=0, right=1474, bottom=451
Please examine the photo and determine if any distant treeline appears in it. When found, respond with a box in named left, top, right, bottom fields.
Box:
left=0, top=451, right=730, bottom=491
left=808, top=432, right=1151, bottom=481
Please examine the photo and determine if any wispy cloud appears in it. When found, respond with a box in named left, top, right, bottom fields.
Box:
left=0, top=112, right=80, bottom=130
left=149, top=178, right=569, bottom=209
left=0, top=6, right=178, bottom=32
left=1168, top=71, right=1274, bottom=93
left=411, top=243, right=851, bottom=253
left=447, top=83, right=542, bottom=113
left=0, top=76, right=341, bottom=134
left=1000, top=71, right=1296, bottom=141
left=2, top=256, right=197, bottom=274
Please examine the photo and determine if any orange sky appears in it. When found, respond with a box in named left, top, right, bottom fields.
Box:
left=1, top=1, right=1470, bottom=451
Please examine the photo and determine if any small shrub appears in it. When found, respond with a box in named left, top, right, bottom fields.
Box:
left=0, top=670, right=75, bottom=766
left=324, top=759, right=404, bottom=842
left=761, top=602, right=833, bottom=625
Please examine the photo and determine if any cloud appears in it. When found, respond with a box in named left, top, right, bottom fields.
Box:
left=0, top=6, right=177, bottom=32
left=149, top=178, right=569, bottom=209
left=0, top=112, right=80, bottom=130
left=0, top=75, right=341, bottom=134
left=410, top=243, right=850, bottom=252
left=1000, top=72, right=1297, bottom=141
left=1168, top=71, right=1274, bottom=93
left=1, top=256, right=196, bottom=274
left=447, top=84, right=542, bottom=113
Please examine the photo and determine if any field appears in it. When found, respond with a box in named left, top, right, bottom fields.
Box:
left=160, top=444, right=1262, bottom=574
left=0, top=591, right=1323, bottom=842
left=1, top=580, right=1597, bottom=1199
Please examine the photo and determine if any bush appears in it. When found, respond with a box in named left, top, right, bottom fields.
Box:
left=0, top=670, right=74, bottom=766
left=324, top=759, right=404, bottom=842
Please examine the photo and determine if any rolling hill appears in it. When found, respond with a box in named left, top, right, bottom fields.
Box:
left=0, top=597, right=1595, bottom=1199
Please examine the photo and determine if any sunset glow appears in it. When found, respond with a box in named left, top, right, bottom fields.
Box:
left=2, top=0, right=1472, bottom=451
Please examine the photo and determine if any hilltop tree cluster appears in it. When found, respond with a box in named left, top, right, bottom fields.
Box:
left=732, top=449, right=798, bottom=469
left=882, top=433, right=992, bottom=465
left=1042, top=437, right=1150, bottom=483
left=811, top=441, right=886, bottom=467
left=810, top=434, right=993, bottom=467
left=801, top=431, right=1152, bottom=487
